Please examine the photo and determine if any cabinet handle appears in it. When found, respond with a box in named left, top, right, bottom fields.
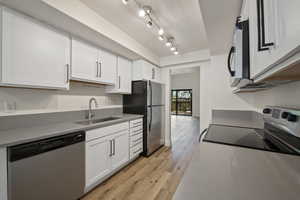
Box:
left=66, top=64, right=70, bottom=83
left=99, top=61, right=102, bottom=78
left=96, top=61, right=99, bottom=77
left=109, top=140, right=113, bottom=157
left=112, top=139, right=115, bottom=156
left=257, top=0, right=274, bottom=51
left=118, top=76, right=121, bottom=89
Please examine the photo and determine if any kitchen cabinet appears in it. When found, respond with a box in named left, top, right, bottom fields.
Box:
left=0, top=7, right=70, bottom=90
left=248, top=0, right=300, bottom=80
left=71, top=39, right=117, bottom=85
left=71, top=39, right=99, bottom=83
left=132, top=60, right=161, bottom=83
left=106, top=57, right=132, bottom=94
left=86, top=135, right=111, bottom=189
left=85, top=122, right=129, bottom=190
left=111, top=130, right=129, bottom=170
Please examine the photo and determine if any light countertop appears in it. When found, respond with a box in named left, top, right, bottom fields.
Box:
left=173, top=142, right=300, bottom=200
left=0, top=114, right=143, bottom=147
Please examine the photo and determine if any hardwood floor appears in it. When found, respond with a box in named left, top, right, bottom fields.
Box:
left=82, top=116, right=200, bottom=200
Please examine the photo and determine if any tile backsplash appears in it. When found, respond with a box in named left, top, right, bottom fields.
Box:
left=0, top=82, right=122, bottom=112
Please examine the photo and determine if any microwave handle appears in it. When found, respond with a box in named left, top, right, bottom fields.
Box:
left=227, top=46, right=235, bottom=77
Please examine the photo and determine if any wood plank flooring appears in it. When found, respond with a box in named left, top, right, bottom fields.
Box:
left=82, top=116, right=200, bottom=200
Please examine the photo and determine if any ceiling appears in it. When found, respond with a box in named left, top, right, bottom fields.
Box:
left=80, top=0, right=208, bottom=57
left=198, top=0, right=242, bottom=55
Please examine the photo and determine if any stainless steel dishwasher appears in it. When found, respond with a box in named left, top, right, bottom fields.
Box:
left=7, top=131, right=85, bottom=200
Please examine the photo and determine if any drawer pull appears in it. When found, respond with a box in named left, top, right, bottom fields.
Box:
left=133, top=148, right=142, bottom=154
left=133, top=137, right=142, bottom=142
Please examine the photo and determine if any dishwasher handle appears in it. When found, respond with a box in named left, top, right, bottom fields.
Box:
left=8, top=131, right=85, bottom=162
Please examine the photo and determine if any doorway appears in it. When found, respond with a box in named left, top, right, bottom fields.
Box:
left=171, top=89, right=192, bottom=116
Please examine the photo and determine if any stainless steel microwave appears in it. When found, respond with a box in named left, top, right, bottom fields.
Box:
left=228, top=17, right=251, bottom=88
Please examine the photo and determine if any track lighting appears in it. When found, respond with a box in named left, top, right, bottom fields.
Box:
left=122, top=0, right=129, bottom=5
left=158, top=28, right=164, bottom=35
left=122, top=1, right=179, bottom=54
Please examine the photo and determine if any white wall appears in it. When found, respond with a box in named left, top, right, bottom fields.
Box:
left=200, top=54, right=300, bottom=131
left=171, top=70, right=200, bottom=117
left=0, top=82, right=122, bottom=112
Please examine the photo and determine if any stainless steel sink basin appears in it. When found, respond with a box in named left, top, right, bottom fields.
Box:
left=75, top=117, right=121, bottom=125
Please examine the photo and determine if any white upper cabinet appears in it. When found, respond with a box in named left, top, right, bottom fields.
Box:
left=132, top=60, right=161, bottom=83
left=98, top=49, right=117, bottom=85
left=248, top=0, right=300, bottom=80
left=106, top=56, right=132, bottom=94
left=71, top=38, right=117, bottom=85
left=71, top=39, right=99, bottom=83
left=0, top=8, right=70, bottom=89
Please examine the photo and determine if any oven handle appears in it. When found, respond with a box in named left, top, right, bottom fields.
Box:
left=227, top=46, right=235, bottom=77
left=198, top=128, right=208, bottom=143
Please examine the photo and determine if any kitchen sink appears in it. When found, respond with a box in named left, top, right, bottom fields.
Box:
left=75, top=117, right=121, bottom=125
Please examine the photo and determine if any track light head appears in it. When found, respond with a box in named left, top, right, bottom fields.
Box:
left=158, top=35, right=164, bottom=41
left=138, top=9, right=146, bottom=17
left=174, top=51, right=179, bottom=55
left=122, top=0, right=129, bottom=5
left=158, top=28, right=164, bottom=35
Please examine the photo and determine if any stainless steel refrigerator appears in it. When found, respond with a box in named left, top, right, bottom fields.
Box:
left=123, top=80, right=165, bottom=156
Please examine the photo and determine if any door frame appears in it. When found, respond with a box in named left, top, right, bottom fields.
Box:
left=171, top=89, right=193, bottom=116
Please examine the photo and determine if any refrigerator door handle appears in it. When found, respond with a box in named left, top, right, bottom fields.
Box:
left=149, top=81, right=153, bottom=132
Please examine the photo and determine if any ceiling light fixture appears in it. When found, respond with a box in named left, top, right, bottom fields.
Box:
left=138, top=8, right=146, bottom=18
left=122, top=1, right=179, bottom=55
left=146, top=20, right=153, bottom=28
left=158, top=28, right=164, bottom=35
left=165, top=37, right=174, bottom=47
left=122, top=0, right=129, bottom=5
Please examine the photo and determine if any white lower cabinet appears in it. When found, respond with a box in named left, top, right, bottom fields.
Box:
left=86, top=136, right=111, bottom=189
left=85, top=122, right=130, bottom=190
left=85, top=119, right=143, bottom=191
left=111, top=131, right=129, bottom=170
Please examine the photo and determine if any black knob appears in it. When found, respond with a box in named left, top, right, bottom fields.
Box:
left=287, top=114, right=298, bottom=122
left=281, top=112, right=289, bottom=119
left=263, top=108, right=272, bottom=114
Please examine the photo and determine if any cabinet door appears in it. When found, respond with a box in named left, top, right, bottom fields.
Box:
left=86, top=136, right=111, bottom=188
left=98, top=50, right=117, bottom=85
left=143, top=62, right=153, bottom=81
left=71, top=39, right=99, bottom=82
left=111, top=130, right=129, bottom=170
left=154, top=66, right=161, bottom=82
left=1, top=8, right=70, bottom=89
left=118, top=57, right=132, bottom=93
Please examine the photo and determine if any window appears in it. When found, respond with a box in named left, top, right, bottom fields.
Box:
left=171, top=89, right=192, bottom=116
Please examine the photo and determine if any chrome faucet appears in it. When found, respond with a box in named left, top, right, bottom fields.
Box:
left=87, top=97, right=98, bottom=121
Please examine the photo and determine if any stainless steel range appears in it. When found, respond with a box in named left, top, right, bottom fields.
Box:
left=203, top=106, right=300, bottom=155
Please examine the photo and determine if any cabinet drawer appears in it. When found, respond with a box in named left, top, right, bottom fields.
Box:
left=130, top=142, right=143, bottom=159
left=130, top=133, right=143, bottom=147
left=130, top=119, right=143, bottom=128
left=86, top=122, right=129, bottom=141
left=130, top=126, right=143, bottom=136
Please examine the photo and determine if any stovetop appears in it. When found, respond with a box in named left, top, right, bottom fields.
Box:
left=203, top=124, right=300, bottom=155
